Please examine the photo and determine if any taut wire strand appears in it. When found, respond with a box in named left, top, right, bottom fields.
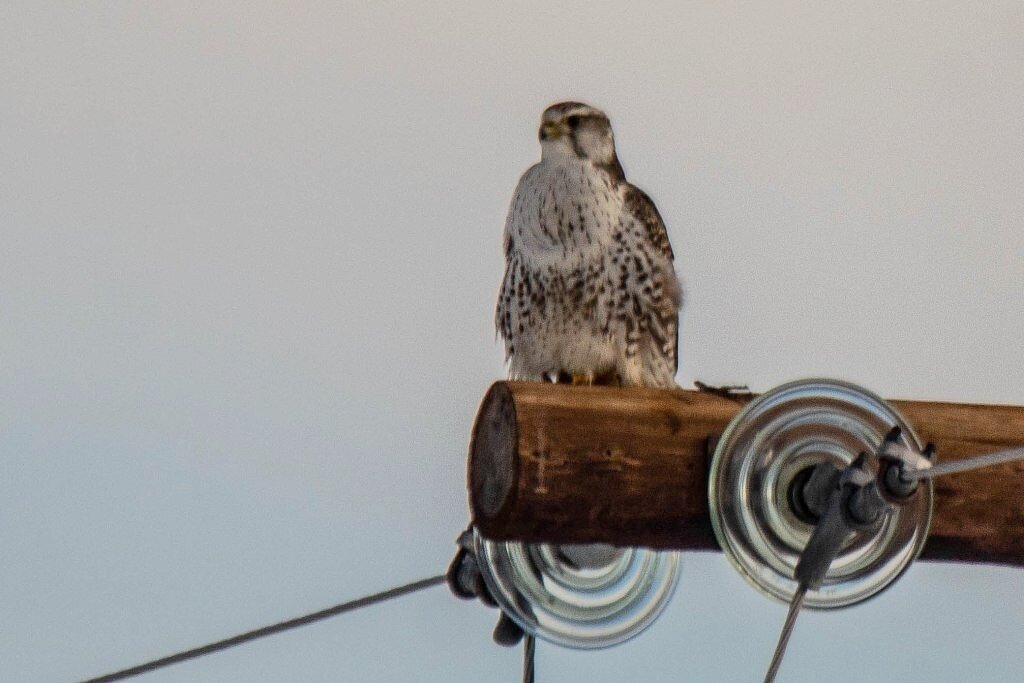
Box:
left=81, top=574, right=446, bottom=682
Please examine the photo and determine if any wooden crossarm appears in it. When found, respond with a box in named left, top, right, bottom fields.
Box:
left=468, top=381, right=1024, bottom=566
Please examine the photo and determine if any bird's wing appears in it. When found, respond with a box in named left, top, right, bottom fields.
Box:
left=623, top=183, right=680, bottom=375
left=623, top=184, right=674, bottom=261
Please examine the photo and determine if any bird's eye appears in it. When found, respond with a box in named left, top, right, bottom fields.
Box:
left=566, top=115, right=581, bottom=128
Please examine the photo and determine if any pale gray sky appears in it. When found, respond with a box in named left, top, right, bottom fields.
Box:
left=2, top=2, right=1024, bottom=680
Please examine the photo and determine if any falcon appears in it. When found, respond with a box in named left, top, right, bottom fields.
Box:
left=497, top=101, right=681, bottom=388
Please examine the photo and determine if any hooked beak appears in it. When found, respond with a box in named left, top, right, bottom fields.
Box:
left=539, top=121, right=568, bottom=141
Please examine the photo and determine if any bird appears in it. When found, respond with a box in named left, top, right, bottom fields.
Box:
left=497, top=101, right=681, bottom=389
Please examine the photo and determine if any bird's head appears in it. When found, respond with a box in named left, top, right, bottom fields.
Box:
left=539, top=101, right=617, bottom=167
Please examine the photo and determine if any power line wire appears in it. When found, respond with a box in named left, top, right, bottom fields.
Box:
left=522, top=633, right=535, bottom=683
left=80, top=574, right=446, bottom=682
left=763, top=585, right=805, bottom=683
left=902, top=446, right=1024, bottom=481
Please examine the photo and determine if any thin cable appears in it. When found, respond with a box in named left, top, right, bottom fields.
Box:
left=903, top=446, right=1024, bottom=481
left=763, top=585, right=806, bottom=683
left=81, top=574, right=446, bottom=683
left=522, top=633, right=535, bottom=683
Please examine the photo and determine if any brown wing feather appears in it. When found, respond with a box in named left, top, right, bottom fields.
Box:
left=623, top=184, right=680, bottom=374
left=623, top=184, right=674, bottom=260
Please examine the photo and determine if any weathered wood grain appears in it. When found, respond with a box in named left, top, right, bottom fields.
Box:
left=468, top=382, right=1024, bottom=566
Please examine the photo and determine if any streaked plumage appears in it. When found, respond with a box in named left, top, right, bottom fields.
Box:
left=497, top=102, right=681, bottom=388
